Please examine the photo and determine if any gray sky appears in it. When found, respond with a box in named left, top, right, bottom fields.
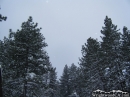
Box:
left=0, top=0, right=130, bottom=78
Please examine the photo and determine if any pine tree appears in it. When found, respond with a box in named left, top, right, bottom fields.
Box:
left=0, top=8, right=7, bottom=97
left=0, top=37, right=17, bottom=97
left=60, top=64, right=71, bottom=97
left=79, top=37, right=102, bottom=97
left=121, top=26, right=130, bottom=93
left=45, top=67, right=60, bottom=97
left=69, top=63, right=78, bottom=94
left=100, top=16, right=124, bottom=91
left=74, top=67, right=84, bottom=97
left=2, top=16, right=51, bottom=97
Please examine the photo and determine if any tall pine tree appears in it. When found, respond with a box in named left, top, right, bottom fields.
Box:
left=121, top=26, right=130, bottom=93
left=2, top=16, right=51, bottom=97
left=100, top=16, right=124, bottom=91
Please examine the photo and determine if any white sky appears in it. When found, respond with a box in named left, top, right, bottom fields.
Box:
left=0, top=0, right=130, bottom=78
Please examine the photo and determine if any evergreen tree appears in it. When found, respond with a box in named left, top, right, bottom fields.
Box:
left=121, top=26, right=130, bottom=93
left=122, top=27, right=130, bottom=62
left=79, top=37, right=102, bottom=97
left=60, top=64, right=71, bottom=97
left=0, top=37, right=17, bottom=97
left=45, top=67, right=60, bottom=97
left=0, top=8, right=7, bottom=97
left=49, top=68, right=57, bottom=90
left=69, top=63, right=78, bottom=94
left=100, top=16, right=124, bottom=91
left=74, top=67, right=84, bottom=97
left=2, top=16, right=51, bottom=97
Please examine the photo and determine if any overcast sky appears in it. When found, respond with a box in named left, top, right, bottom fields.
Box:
left=0, top=0, right=130, bottom=78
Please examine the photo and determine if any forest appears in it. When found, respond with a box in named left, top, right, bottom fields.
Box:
left=0, top=14, right=130, bottom=97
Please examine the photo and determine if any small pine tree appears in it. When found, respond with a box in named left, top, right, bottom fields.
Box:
left=69, top=63, right=78, bottom=94
left=60, top=64, right=71, bottom=97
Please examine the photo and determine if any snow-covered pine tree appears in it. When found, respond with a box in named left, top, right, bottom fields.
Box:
left=59, top=64, right=82, bottom=97
left=49, top=68, right=57, bottom=90
left=60, top=64, right=71, bottom=97
left=74, top=67, right=84, bottom=97
left=100, top=16, right=124, bottom=91
left=69, top=63, right=78, bottom=94
left=121, top=26, right=130, bottom=93
left=2, top=16, right=51, bottom=97
left=45, top=67, right=60, bottom=97
left=79, top=37, right=103, bottom=97
left=0, top=10, right=7, bottom=97
left=0, top=37, right=19, bottom=97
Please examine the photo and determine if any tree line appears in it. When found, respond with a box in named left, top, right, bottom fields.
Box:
left=0, top=16, right=130, bottom=97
